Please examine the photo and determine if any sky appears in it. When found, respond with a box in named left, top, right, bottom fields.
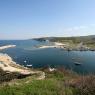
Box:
left=0, top=0, right=95, bottom=39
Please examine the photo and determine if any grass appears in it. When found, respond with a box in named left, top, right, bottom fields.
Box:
left=0, top=79, right=74, bottom=95
left=0, top=68, right=95, bottom=95
left=0, top=68, right=76, bottom=95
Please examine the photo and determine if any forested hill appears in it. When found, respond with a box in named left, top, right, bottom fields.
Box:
left=33, top=35, right=95, bottom=42
left=33, top=35, right=95, bottom=48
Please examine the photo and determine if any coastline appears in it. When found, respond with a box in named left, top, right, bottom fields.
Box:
left=0, top=53, right=31, bottom=74
left=39, top=45, right=60, bottom=49
left=38, top=42, right=66, bottom=49
left=0, top=45, right=16, bottom=50
left=39, top=41, right=95, bottom=51
left=0, top=45, right=45, bottom=79
left=0, top=53, right=45, bottom=79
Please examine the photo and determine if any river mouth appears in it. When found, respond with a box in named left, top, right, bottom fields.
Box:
left=0, top=40, right=95, bottom=75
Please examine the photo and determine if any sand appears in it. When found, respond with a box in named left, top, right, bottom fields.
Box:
left=39, top=42, right=66, bottom=49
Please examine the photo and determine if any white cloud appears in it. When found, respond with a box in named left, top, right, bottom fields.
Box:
left=64, top=25, right=87, bottom=32
left=57, top=24, right=95, bottom=37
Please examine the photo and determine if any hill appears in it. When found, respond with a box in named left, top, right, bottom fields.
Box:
left=33, top=35, right=95, bottom=50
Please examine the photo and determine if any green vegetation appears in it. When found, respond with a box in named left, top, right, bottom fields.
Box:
left=0, top=79, right=74, bottom=95
left=0, top=67, right=95, bottom=95
left=50, top=36, right=95, bottom=49
left=34, top=35, right=95, bottom=50
left=0, top=68, right=74, bottom=95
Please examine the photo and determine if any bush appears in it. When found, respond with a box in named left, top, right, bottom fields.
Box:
left=71, top=75, right=95, bottom=95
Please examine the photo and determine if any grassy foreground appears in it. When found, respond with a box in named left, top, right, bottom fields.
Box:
left=0, top=79, right=74, bottom=95
left=0, top=67, right=95, bottom=95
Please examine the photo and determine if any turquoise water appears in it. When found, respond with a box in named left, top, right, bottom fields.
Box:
left=0, top=40, right=95, bottom=74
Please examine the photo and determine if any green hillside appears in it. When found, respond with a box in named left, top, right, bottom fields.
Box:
left=33, top=35, right=95, bottom=49
left=0, top=67, right=95, bottom=95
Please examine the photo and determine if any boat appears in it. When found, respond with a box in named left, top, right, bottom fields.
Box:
left=26, top=64, right=32, bottom=67
left=74, top=62, right=82, bottom=65
left=24, top=60, right=27, bottom=63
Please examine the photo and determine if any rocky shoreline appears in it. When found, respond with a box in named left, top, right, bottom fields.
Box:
left=0, top=53, right=45, bottom=81
left=0, top=45, right=16, bottom=50
left=37, top=42, right=95, bottom=51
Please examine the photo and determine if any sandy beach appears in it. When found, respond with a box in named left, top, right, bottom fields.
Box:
left=39, top=42, right=66, bottom=49
left=39, top=45, right=57, bottom=49
left=54, top=42, right=66, bottom=46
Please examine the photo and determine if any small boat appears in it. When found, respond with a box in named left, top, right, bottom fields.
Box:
left=24, top=60, right=27, bottom=63
left=74, top=62, right=82, bottom=65
left=26, top=64, right=32, bottom=67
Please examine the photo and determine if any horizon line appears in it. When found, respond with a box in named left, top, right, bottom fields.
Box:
left=0, top=34, right=95, bottom=40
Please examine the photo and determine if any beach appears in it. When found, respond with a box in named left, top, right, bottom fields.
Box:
left=38, top=42, right=66, bottom=49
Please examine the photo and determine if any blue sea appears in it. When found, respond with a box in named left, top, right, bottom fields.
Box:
left=0, top=40, right=95, bottom=74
